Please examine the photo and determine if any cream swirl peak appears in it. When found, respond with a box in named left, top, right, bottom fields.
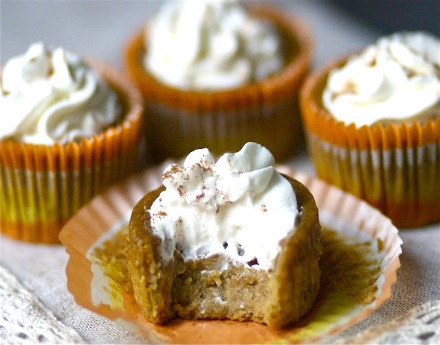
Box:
left=144, top=0, right=283, bottom=90
left=323, top=32, right=440, bottom=127
left=148, top=142, right=299, bottom=270
left=0, top=42, right=120, bottom=145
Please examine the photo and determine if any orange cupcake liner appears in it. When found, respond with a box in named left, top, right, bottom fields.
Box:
left=59, top=166, right=402, bottom=344
left=300, top=58, right=440, bottom=228
left=124, top=5, right=313, bottom=162
left=0, top=61, right=144, bottom=244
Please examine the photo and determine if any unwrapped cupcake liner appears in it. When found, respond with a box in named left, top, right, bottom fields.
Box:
left=300, top=58, right=440, bottom=228
left=124, top=5, right=313, bottom=162
left=59, top=165, right=402, bottom=344
left=0, top=62, right=143, bottom=243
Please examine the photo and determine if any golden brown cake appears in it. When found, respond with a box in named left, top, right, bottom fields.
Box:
left=0, top=42, right=143, bottom=243
left=300, top=32, right=440, bottom=228
left=124, top=1, right=312, bottom=162
left=126, top=143, right=321, bottom=328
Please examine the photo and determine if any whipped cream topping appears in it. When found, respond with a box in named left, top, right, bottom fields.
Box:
left=0, top=42, right=121, bottom=145
left=149, top=142, right=298, bottom=271
left=323, top=32, right=440, bottom=127
left=144, top=0, right=283, bottom=91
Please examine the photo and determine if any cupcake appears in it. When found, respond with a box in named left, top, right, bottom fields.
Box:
left=300, top=31, right=440, bottom=228
left=127, top=142, right=321, bottom=328
left=124, top=0, right=312, bottom=163
left=0, top=42, right=143, bottom=243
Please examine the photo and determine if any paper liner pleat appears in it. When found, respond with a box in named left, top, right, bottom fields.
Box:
left=60, top=166, right=402, bottom=344
left=0, top=62, right=143, bottom=243
left=286, top=170, right=402, bottom=342
left=124, top=5, right=312, bottom=162
left=300, top=57, right=440, bottom=228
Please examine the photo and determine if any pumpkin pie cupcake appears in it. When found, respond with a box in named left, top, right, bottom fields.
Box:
left=127, top=142, right=321, bottom=328
left=124, top=0, right=312, bottom=163
left=0, top=42, right=143, bottom=243
left=300, top=31, right=440, bottom=228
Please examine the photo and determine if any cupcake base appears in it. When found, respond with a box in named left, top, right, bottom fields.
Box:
left=127, top=175, right=321, bottom=328
left=308, top=132, right=440, bottom=228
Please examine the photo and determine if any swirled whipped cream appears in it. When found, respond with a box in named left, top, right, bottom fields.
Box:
left=149, top=142, right=298, bottom=270
left=323, top=32, right=440, bottom=127
left=0, top=42, right=120, bottom=145
left=144, top=0, right=283, bottom=90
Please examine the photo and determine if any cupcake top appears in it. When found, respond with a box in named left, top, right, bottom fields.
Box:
left=0, top=42, right=121, bottom=145
left=144, top=0, right=283, bottom=91
left=147, top=142, right=299, bottom=270
left=322, top=31, right=440, bottom=127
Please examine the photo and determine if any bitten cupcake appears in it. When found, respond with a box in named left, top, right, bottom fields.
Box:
left=300, top=31, right=440, bottom=228
left=0, top=42, right=143, bottom=243
left=124, top=0, right=312, bottom=163
left=127, top=142, right=321, bottom=328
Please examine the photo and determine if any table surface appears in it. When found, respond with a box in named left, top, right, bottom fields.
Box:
left=1, top=1, right=439, bottom=344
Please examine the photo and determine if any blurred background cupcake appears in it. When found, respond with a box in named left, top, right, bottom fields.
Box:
left=300, top=31, right=440, bottom=228
left=0, top=42, right=143, bottom=243
left=124, top=0, right=312, bottom=163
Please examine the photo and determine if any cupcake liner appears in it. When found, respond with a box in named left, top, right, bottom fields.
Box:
left=124, top=5, right=313, bottom=162
left=0, top=61, right=144, bottom=244
left=60, top=165, right=402, bottom=344
left=300, top=58, right=440, bottom=228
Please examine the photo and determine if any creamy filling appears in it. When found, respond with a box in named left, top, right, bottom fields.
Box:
left=323, top=32, right=440, bottom=127
left=148, top=142, right=299, bottom=271
left=144, top=0, right=283, bottom=91
left=0, top=42, right=121, bottom=145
